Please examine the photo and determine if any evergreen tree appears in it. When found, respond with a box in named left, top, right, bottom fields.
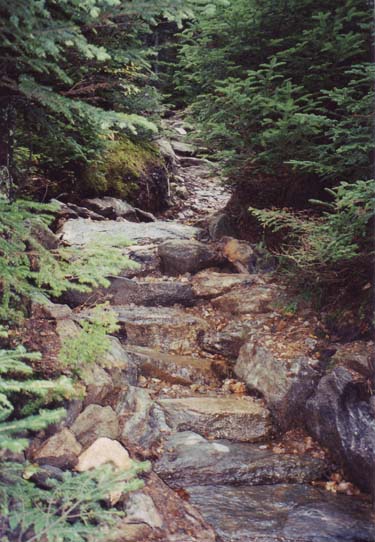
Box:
left=177, top=0, right=373, bottom=203
left=0, top=0, right=206, bottom=194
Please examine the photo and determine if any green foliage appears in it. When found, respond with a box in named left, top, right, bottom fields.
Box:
left=0, top=198, right=137, bottom=321
left=0, top=461, right=149, bottom=542
left=177, top=0, right=373, bottom=190
left=0, top=0, right=209, bottom=191
left=250, top=179, right=375, bottom=285
left=83, top=137, right=163, bottom=197
left=59, top=304, right=119, bottom=375
left=0, top=340, right=76, bottom=453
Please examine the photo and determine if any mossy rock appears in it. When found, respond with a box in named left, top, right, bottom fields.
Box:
left=82, top=137, right=169, bottom=213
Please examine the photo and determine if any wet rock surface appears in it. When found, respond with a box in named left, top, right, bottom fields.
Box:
left=155, top=431, right=327, bottom=487
left=235, top=341, right=320, bottom=429
left=120, top=473, right=216, bottom=542
left=305, top=367, right=375, bottom=493
left=187, top=484, right=375, bottom=542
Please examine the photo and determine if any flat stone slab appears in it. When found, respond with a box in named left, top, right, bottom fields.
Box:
left=171, top=140, right=196, bottom=155
left=126, top=346, right=220, bottom=386
left=59, top=218, right=200, bottom=246
left=192, top=271, right=253, bottom=298
left=157, top=396, right=272, bottom=442
left=113, top=306, right=209, bottom=353
left=64, top=277, right=196, bottom=308
left=187, top=484, right=375, bottom=542
left=155, top=432, right=327, bottom=487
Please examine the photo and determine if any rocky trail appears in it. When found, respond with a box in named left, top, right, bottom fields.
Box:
left=29, top=117, right=375, bottom=542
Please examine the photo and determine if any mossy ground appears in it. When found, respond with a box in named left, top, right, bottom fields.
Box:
left=83, top=137, right=163, bottom=200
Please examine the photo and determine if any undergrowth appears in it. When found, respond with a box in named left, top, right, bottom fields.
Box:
left=0, top=198, right=137, bottom=322
left=59, top=304, right=120, bottom=376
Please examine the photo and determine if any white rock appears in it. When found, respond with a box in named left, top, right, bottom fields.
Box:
left=75, top=437, right=132, bottom=472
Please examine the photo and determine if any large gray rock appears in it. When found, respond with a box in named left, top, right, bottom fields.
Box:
left=126, top=346, right=220, bottom=386
left=116, top=386, right=169, bottom=451
left=76, top=336, right=137, bottom=406
left=157, top=396, right=272, bottom=442
left=305, top=367, right=375, bottom=493
left=203, top=320, right=252, bottom=360
left=211, top=284, right=276, bottom=315
left=124, top=492, right=163, bottom=528
left=109, top=278, right=195, bottom=306
left=187, top=484, right=375, bottom=542
left=113, top=306, right=209, bottom=353
left=208, top=213, right=236, bottom=241
left=158, top=239, right=222, bottom=276
left=81, top=197, right=139, bottom=221
left=211, top=285, right=276, bottom=316
left=63, top=277, right=196, bottom=308
left=80, top=364, right=115, bottom=407
left=155, top=137, right=178, bottom=170
left=235, top=341, right=320, bottom=429
left=28, top=219, right=60, bottom=250
left=59, top=218, right=200, bottom=246
left=70, top=405, right=119, bottom=448
left=155, top=432, right=327, bottom=488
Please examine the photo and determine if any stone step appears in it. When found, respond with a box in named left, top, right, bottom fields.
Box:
left=155, top=431, right=327, bottom=488
left=186, top=484, right=375, bottom=542
left=211, top=283, right=278, bottom=315
left=157, top=396, right=272, bottom=442
left=63, top=277, right=196, bottom=308
left=59, top=217, right=200, bottom=246
left=192, top=271, right=254, bottom=298
left=125, top=346, right=223, bottom=386
left=170, top=140, right=196, bottom=156
left=113, top=306, right=209, bottom=353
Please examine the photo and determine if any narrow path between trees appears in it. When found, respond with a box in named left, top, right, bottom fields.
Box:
left=31, top=116, right=375, bottom=542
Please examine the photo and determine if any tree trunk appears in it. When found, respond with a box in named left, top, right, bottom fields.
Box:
left=0, top=103, right=15, bottom=199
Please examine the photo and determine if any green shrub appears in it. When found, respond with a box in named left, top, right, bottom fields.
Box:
left=0, top=198, right=137, bottom=322
left=0, top=342, right=76, bottom=454
left=59, top=304, right=119, bottom=376
left=0, top=332, right=149, bottom=542
left=0, top=462, right=148, bottom=542
left=250, top=179, right=375, bottom=286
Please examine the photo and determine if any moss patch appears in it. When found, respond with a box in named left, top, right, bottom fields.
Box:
left=82, top=137, right=163, bottom=200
